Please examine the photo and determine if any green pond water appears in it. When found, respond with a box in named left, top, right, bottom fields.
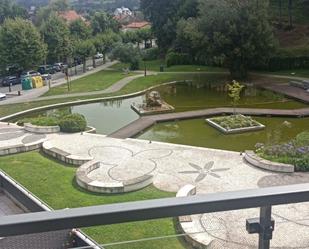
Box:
left=16, top=82, right=308, bottom=148
left=138, top=117, right=309, bottom=152
left=156, top=82, right=307, bottom=111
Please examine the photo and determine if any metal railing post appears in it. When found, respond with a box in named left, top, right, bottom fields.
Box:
left=258, top=206, right=273, bottom=249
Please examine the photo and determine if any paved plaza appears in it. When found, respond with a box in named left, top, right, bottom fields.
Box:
left=1, top=123, right=309, bottom=248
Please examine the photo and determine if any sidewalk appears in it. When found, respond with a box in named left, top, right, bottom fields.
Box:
left=0, top=61, right=118, bottom=105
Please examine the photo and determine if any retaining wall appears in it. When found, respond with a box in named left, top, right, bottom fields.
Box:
left=244, top=150, right=295, bottom=173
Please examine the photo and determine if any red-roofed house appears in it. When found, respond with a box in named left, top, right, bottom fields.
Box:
left=58, top=10, right=86, bottom=23
left=122, top=21, right=151, bottom=32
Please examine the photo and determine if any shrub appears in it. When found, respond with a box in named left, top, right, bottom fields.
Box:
left=142, top=47, right=159, bottom=61
left=17, top=117, right=58, bottom=126
left=256, top=131, right=309, bottom=171
left=58, top=114, right=87, bottom=133
left=166, top=52, right=193, bottom=67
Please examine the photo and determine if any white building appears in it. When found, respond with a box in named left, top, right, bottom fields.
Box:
left=114, top=7, right=133, bottom=17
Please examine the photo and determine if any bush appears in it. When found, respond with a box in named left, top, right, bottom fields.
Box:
left=58, top=114, right=87, bottom=133
left=166, top=52, right=193, bottom=67
left=142, top=47, right=159, bottom=61
left=17, top=117, right=58, bottom=126
left=256, top=131, right=309, bottom=171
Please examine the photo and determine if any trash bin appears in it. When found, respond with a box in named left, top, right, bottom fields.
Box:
left=160, top=65, right=164, bottom=72
left=32, top=76, right=44, bottom=88
left=21, top=77, right=32, bottom=90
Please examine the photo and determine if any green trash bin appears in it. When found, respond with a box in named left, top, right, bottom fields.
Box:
left=160, top=65, right=164, bottom=72
left=22, top=76, right=32, bottom=90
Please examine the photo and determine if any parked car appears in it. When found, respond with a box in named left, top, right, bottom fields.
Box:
left=41, top=74, right=52, bottom=81
left=38, top=65, right=56, bottom=75
left=21, top=71, right=41, bottom=78
left=0, top=92, right=6, bottom=100
left=1, top=76, right=20, bottom=86
left=94, top=53, right=103, bottom=59
left=53, top=63, right=64, bottom=72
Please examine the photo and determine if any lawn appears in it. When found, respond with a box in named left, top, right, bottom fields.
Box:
left=0, top=151, right=187, bottom=249
left=111, top=59, right=227, bottom=73
left=257, top=69, right=309, bottom=78
left=44, top=70, right=134, bottom=96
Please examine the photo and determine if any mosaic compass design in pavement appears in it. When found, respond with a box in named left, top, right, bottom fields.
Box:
left=179, top=161, right=229, bottom=182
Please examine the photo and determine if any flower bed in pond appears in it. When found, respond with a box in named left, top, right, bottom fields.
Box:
left=206, top=114, right=265, bottom=134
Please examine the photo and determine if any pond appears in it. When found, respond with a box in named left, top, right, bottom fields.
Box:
left=14, top=82, right=308, bottom=137
left=137, top=117, right=309, bottom=152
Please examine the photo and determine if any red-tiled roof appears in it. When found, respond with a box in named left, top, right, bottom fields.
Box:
left=58, top=10, right=85, bottom=23
left=123, top=21, right=150, bottom=29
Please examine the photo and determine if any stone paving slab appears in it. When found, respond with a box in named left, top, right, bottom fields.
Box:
left=44, top=133, right=309, bottom=249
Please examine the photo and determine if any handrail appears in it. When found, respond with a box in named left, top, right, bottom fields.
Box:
left=1, top=183, right=309, bottom=238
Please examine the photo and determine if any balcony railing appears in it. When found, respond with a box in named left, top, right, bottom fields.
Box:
left=1, top=183, right=309, bottom=249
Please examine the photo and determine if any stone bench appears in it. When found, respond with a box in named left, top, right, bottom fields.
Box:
left=176, top=185, right=196, bottom=222
left=24, top=123, right=60, bottom=134
left=244, top=150, right=295, bottom=173
left=76, top=161, right=153, bottom=194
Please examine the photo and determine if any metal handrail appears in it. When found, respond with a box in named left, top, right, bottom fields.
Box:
left=1, top=183, right=309, bottom=249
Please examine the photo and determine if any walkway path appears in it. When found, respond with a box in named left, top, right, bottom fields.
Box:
left=41, top=132, right=309, bottom=249
left=23, top=73, right=156, bottom=102
left=0, top=61, right=118, bottom=106
left=110, top=106, right=309, bottom=139
left=261, top=83, right=309, bottom=103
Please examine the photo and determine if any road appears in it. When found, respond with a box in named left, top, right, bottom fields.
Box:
left=0, top=60, right=117, bottom=105
left=0, top=58, right=104, bottom=94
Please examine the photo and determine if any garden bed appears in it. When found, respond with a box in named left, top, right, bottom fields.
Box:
left=255, top=131, right=309, bottom=171
left=206, top=114, right=265, bottom=134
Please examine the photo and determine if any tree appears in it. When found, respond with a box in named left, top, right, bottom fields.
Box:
left=91, top=12, right=119, bottom=35
left=0, top=18, right=46, bottom=72
left=93, top=32, right=120, bottom=63
left=40, top=13, right=72, bottom=63
left=50, top=0, right=69, bottom=11
left=227, top=80, right=245, bottom=115
left=69, top=19, right=92, bottom=40
left=180, top=0, right=276, bottom=79
left=0, top=0, right=27, bottom=24
left=74, top=40, right=96, bottom=72
left=288, top=0, right=293, bottom=29
left=137, top=28, right=153, bottom=48
left=140, top=0, right=181, bottom=52
left=111, top=43, right=141, bottom=70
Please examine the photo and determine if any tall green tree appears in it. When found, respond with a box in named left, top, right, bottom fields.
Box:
left=111, top=43, right=141, bottom=70
left=91, top=12, right=119, bottom=35
left=40, top=13, right=72, bottom=62
left=69, top=19, right=92, bottom=40
left=0, top=18, right=46, bottom=72
left=180, top=0, right=276, bottom=78
left=93, top=32, right=120, bottom=63
left=0, top=0, right=27, bottom=24
left=74, top=40, right=96, bottom=72
left=140, top=0, right=181, bottom=52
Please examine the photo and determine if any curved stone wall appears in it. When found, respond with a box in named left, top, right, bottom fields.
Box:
left=76, top=160, right=153, bottom=194
left=244, top=150, right=295, bottom=173
left=24, top=123, right=60, bottom=134
left=176, top=185, right=206, bottom=249
left=42, top=141, right=92, bottom=166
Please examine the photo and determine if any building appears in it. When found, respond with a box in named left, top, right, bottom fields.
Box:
left=122, top=21, right=151, bottom=32
left=114, top=6, right=133, bottom=17
left=58, top=10, right=86, bottom=23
